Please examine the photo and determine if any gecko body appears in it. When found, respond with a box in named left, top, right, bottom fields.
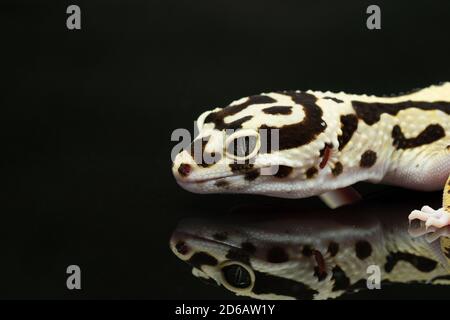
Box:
left=172, top=83, right=450, bottom=227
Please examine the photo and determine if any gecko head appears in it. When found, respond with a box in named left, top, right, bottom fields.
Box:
left=172, top=92, right=341, bottom=198
left=168, top=208, right=382, bottom=300
left=169, top=216, right=323, bottom=300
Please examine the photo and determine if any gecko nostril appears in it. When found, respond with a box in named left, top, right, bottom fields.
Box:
left=178, top=163, right=192, bottom=177
left=175, top=241, right=189, bottom=255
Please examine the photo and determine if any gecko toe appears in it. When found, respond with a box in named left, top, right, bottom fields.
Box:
left=408, top=209, right=431, bottom=222
left=409, top=206, right=450, bottom=230
left=421, top=206, right=436, bottom=214
left=425, top=211, right=450, bottom=229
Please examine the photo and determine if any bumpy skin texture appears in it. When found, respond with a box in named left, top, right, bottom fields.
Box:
left=172, top=83, right=450, bottom=226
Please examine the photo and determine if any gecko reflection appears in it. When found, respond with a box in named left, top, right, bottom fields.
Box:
left=170, top=196, right=450, bottom=300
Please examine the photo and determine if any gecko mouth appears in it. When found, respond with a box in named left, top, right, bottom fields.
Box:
left=179, top=174, right=234, bottom=184
left=176, top=166, right=273, bottom=184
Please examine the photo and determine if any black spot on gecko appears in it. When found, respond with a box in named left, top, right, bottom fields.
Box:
left=392, top=124, right=445, bottom=149
left=274, top=165, right=293, bottom=178
left=306, top=167, right=318, bottom=179
left=323, top=97, right=344, bottom=103
left=328, top=242, right=339, bottom=257
left=208, top=152, right=221, bottom=162
left=205, top=95, right=276, bottom=130
left=302, top=245, right=313, bottom=257
left=332, top=162, right=343, bottom=176
left=331, top=265, right=350, bottom=291
left=267, top=247, right=289, bottom=263
left=260, top=92, right=327, bottom=151
left=262, top=106, right=292, bottom=115
left=252, top=270, right=318, bottom=300
left=215, top=180, right=229, bottom=188
left=229, top=163, right=254, bottom=173
left=384, top=252, right=437, bottom=273
left=175, top=241, right=189, bottom=255
left=337, top=114, right=358, bottom=151
left=355, top=241, right=372, bottom=259
left=245, top=169, right=260, bottom=181
left=187, top=252, right=218, bottom=269
left=360, top=150, right=377, bottom=168
left=213, top=232, right=228, bottom=241
left=352, top=100, right=450, bottom=126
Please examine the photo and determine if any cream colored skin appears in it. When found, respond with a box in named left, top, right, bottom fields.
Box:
left=172, top=83, right=450, bottom=228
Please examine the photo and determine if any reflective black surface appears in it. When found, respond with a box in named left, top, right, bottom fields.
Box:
left=2, top=0, right=450, bottom=299
left=170, top=190, right=450, bottom=299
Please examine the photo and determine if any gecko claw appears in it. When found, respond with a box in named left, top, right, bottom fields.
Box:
left=409, top=207, right=450, bottom=229
left=408, top=209, right=431, bottom=222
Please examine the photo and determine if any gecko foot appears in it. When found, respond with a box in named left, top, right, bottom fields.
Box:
left=409, top=206, right=450, bottom=229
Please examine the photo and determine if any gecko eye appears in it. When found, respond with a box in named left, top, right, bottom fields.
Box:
left=221, top=263, right=253, bottom=290
left=225, top=129, right=260, bottom=161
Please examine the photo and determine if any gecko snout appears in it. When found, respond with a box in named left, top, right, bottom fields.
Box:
left=172, top=149, right=197, bottom=179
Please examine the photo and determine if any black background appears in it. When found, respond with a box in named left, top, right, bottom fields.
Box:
left=2, top=0, right=450, bottom=299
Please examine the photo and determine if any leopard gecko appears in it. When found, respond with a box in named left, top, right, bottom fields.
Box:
left=172, top=83, right=450, bottom=228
